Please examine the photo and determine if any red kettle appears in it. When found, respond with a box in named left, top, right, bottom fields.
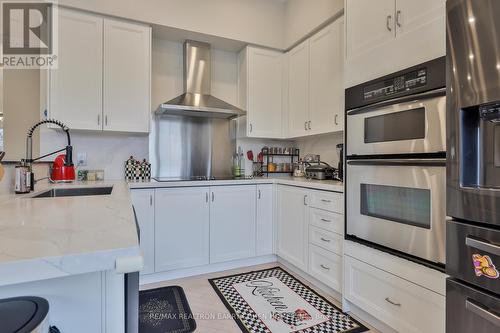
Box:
left=51, top=154, right=75, bottom=182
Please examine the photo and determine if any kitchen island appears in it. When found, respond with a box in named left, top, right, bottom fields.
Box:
left=0, top=181, right=142, bottom=332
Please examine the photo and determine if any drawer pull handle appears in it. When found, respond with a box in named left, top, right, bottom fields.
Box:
left=321, top=199, right=332, bottom=203
left=466, top=236, right=500, bottom=256
left=320, top=237, right=331, bottom=243
left=320, top=264, right=330, bottom=270
left=385, top=297, right=401, bottom=306
left=320, top=218, right=332, bottom=223
left=466, top=299, right=500, bottom=327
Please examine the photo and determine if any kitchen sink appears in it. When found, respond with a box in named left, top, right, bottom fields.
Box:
left=30, top=186, right=113, bottom=198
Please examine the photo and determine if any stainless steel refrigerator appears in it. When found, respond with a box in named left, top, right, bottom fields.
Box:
left=446, top=0, right=500, bottom=331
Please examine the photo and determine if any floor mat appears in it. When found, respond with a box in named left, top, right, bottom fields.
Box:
left=139, top=285, right=196, bottom=333
left=209, top=266, right=368, bottom=333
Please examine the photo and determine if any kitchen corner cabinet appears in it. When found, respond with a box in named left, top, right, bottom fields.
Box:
left=130, top=189, right=155, bottom=275
left=154, top=187, right=210, bottom=272
left=210, top=185, right=257, bottom=263
left=48, top=8, right=151, bottom=133
left=238, top=46, right=284, bottom=138
left=276, top=185, right=309, bottom=271
left=256, top=184, right=274, bottom=256
left=345, top=0, right=445, bottom=87
left=287, top=19, right=344, bottom=138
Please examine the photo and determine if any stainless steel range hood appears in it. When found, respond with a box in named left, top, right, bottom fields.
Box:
left=156, top=40, right=245, bottom=119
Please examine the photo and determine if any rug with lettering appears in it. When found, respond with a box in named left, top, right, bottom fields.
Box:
left=209, top=267, right=368, bottom=333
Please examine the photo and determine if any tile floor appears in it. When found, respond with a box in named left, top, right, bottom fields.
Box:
left=142, top=262, right=379, bottom=333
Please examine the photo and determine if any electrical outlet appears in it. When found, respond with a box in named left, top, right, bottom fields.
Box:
left=77, top=152, right=87, bottom=166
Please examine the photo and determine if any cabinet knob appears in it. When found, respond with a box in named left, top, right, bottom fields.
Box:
left=258, top=189, right=261, bottom=199
left=320, top=264, right=330, bottom=270
left=396, top=10, right=402, bottom=27
left=334, top=114, right=338, bottom=125
left=105, top=115, right=108, bottom=126
left=97, top=114, right=101, bottom=126
left=250, top=123, right=253, bottom=132
left=304, top=121, right=308, bottom=130
left=303, top=195, right=308, bottom=206
left=211, top=192, right=215, bottom=202
left=308, top=121, right=311, bottom=130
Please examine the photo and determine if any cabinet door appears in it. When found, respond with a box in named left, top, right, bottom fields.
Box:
left=395, top=0, right=446, bottom=65
left=155, top=187, right=210, bottom=272
left=210, top=185, right=256, bottom=263
left=345, top=0, right=396, bottom=60
left=256, top=184, right=274, bottom=256
left=49, top=8, right=102, bottom=130
left=309, top=19, right=344, bottom=135
left=246, top=47, right=283, bottom=138
left=130, top=189, right=154, bottom=275
left=103, top=18, right=150, bottom=133
left=276, top=185, right=308, bottom=271
left=287, top=40, right=310, bottom=138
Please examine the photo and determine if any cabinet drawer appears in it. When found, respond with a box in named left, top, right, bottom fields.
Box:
left=309, top=225, right=342, bottom=255
left=344, top=256, right=445, bottom=333
left=309, top=244, right=342, bottom=292
left=309, top=190, right=343, bottom=213
left=309, top=208, right=343, bottom=234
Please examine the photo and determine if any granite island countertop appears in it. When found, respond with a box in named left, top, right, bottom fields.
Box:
left=0, top=181, right=141, bottom=287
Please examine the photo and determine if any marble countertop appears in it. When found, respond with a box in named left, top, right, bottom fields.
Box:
left=0, top=181, right=141, bottom=287
left=128, top=176, right=344, bottom=193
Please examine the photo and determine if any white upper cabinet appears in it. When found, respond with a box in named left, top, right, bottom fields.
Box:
left=286, top=19, right=344, bottom=138
left=239, top=46, right=284, bottom=138
left=345, top=0, right=445, bottom=87
left=309, top=18, right=344, bottom=135
left=49, top=8, right=103, bottom=130
left=287, top=39, right=310, bottom=138
left=345, top=0, right=395, bottom=61
left=210, top=185, right=257, bottom=263
left=103, top=18, right=151, bottom=133
left=48, top=9, right=151, bottom=133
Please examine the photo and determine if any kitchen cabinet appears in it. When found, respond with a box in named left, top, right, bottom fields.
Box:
left=238, top=47, right=284, bottom=138
left=276, top=185, right=309, bottom=271
left=345, top=0, right=445, bottom=87
left=256, top=184, right=274, bottom=256
left=49, top=8, right=103, bottom=130
left=103, top=18, right=151, bottom=133
left=287, top=19, right=344, bottom=137
left=155, top=187, right=210, bottom=272
left=309, top=18, right=344, bottom=134
left=210, top=185, right=256, bottom=263
left=130, top=189, right=155, bottom=275
left=48, top=8, right=151, bottom=133
left=344, top=255, right=445, bottom=333
left=287, top=40, right=310, bottom=138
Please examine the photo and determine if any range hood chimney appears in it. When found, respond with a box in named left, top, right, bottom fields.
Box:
left=156, top=40, right=245, bottom=119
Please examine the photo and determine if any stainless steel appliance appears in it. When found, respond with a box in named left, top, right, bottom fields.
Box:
left=305, top=164, right=336, bottom=180
left=446, top=0, right=500, bottom=331
left=345, top=57, right=447, bottom=268
left=156, top=40, right=245, bottom=119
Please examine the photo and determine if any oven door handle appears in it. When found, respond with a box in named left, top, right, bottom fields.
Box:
left=347, top=87, right=446, bottom=115
left=465, top=299, right=500, bottom=327
left=347, top=159, right=446, bottom=167
left=466, top=236, right=500, bottom=256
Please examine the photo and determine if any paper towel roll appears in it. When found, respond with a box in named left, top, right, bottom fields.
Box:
left=115, top=255, right=144, bottom=274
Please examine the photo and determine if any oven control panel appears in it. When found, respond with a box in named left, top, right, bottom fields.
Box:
left=363, top=68, right=427, bottom=101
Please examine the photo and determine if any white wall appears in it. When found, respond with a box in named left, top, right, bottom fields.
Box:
left=59, top=0, right=286, bottom=49
left=295, top=132, right=343, bottom=166
left=284, top=0, right=343, bottom=48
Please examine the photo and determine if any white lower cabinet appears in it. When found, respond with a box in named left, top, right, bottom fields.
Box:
left=344, top=255, right=445, bottom=333
left=309, top=244, right=342, bottom=292
left=276, top=185, right=309, bottom=271
left=210, top=185, right=257, bottom=263
left=256, top=184, right=274, bottom=256
left=130, top=189, right=155, bottom=275
left=154, top=187, right=210, bottom=272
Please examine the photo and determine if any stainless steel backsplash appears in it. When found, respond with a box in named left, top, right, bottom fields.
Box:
left=152, top=115, right=236, bottom=178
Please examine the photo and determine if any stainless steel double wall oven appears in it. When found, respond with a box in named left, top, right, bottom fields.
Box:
left=446, top=0, right=500, bottom=331
left=345, top=57, right=447, bottom=269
